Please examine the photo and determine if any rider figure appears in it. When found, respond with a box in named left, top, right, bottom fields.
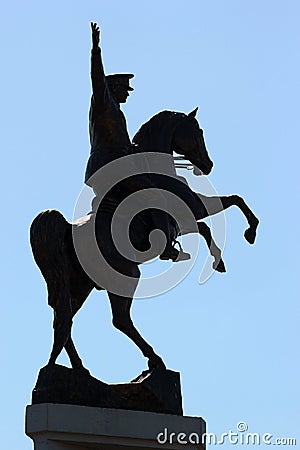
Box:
left=85, top=22, right=190, bottom=262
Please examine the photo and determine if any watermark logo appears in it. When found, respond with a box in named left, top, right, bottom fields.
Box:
left=73, top=152, right=226, bottom=298
left=237, top=421, right=249, bottom=432
left=156, top=422, right=297, bottom=446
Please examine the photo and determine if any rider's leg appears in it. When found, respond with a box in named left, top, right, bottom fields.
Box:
left=124, top=175, right=190, bottom=261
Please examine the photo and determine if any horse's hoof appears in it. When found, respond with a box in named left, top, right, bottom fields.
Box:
left=244, top=227, right=256, bottom=244
left=148, top=356, right=166, bottom=370
left=213, top=259, right=226, bottom=273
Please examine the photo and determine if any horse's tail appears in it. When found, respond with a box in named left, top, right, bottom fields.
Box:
left=30, top=209, right=71, bottom=309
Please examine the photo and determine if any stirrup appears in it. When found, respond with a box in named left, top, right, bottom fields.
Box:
left=173, top=240, right=191, bottom=262
left=160, top=240, right=191, bottom=262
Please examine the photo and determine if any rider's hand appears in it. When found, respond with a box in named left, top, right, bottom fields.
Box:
left=91, top=22, right=100, bottom=48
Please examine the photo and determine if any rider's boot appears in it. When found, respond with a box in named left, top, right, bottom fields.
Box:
left=150, top=207, right=190, bottom=262
left=160, top=240, right=191, bottom=262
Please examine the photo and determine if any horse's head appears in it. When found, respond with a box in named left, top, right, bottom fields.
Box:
left=172, top=108, right=213, bottom=175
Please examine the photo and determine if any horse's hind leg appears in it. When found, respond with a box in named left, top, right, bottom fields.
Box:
left=198, top=194, right=259, bottom=244
left=108, top=292, right=166, bottom=370
left=64, top=336, right=89, bottom=371
left=197, top=222, right=226, bottom=272
left=63, top=299, right=93, bottom=371
left=48, top=305, right=73, bottom=366
left=63, top=276, right=95, bottom=370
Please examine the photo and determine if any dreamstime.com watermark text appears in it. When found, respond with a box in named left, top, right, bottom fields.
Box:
left=156, top=422, right=297, bottom=446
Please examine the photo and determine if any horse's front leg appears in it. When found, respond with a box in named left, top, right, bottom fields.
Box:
left=108, top=292, right=166, bottom=370
left=197, top=222, right=226, bottom=272
left=198, top=194, right=259, bottom=244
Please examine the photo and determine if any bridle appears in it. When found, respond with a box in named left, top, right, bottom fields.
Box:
left=173, top=156, right=202, bottom=175
left=173, top=156, right=194, bottom=170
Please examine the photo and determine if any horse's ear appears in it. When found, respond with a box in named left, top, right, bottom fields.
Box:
left=187, top=107, right=198, bottom=119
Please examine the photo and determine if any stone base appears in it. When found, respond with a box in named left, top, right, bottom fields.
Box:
left=32, top=364, right=182, bottom=415
left=26, top=403, right=206, bottom=449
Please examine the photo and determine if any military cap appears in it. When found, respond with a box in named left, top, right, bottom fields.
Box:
left=106, top=73, right=134, bottom=91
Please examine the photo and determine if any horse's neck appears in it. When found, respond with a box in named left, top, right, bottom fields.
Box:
left=133, top=112, right=178, bottom=175
left=134, top=112, right=172, bottom=151
left=141, top=129, right=172, bottom=155
left=139, top=132, right=176, bottom=176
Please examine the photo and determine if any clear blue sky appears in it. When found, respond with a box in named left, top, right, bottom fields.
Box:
left=1, top=1, right=299, bottom=448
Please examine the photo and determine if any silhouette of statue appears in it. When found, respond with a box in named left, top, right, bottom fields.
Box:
left=29, top=23, right=259, bottom=411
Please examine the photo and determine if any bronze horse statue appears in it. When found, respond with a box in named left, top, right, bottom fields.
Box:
left=30, top=109, right=258, bottom=372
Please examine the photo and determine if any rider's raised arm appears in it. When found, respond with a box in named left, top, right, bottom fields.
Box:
left=90, top=22, right=107, bottom=105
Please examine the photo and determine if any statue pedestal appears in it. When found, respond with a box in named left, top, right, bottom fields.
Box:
left=31, top=365, right=183, bottom=415
left=25, top=403, right=206, bottom=449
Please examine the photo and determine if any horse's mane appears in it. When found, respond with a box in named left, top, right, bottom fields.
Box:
left=133, top=110, right=186, bottom=152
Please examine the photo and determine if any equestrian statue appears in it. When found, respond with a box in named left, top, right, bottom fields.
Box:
left=30, top=23, right=259, bottom=375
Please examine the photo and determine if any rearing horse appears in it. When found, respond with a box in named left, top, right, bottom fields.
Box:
left=30, top=109, right=258, bottom=372
left=133, top=110, right=259, bottom=250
